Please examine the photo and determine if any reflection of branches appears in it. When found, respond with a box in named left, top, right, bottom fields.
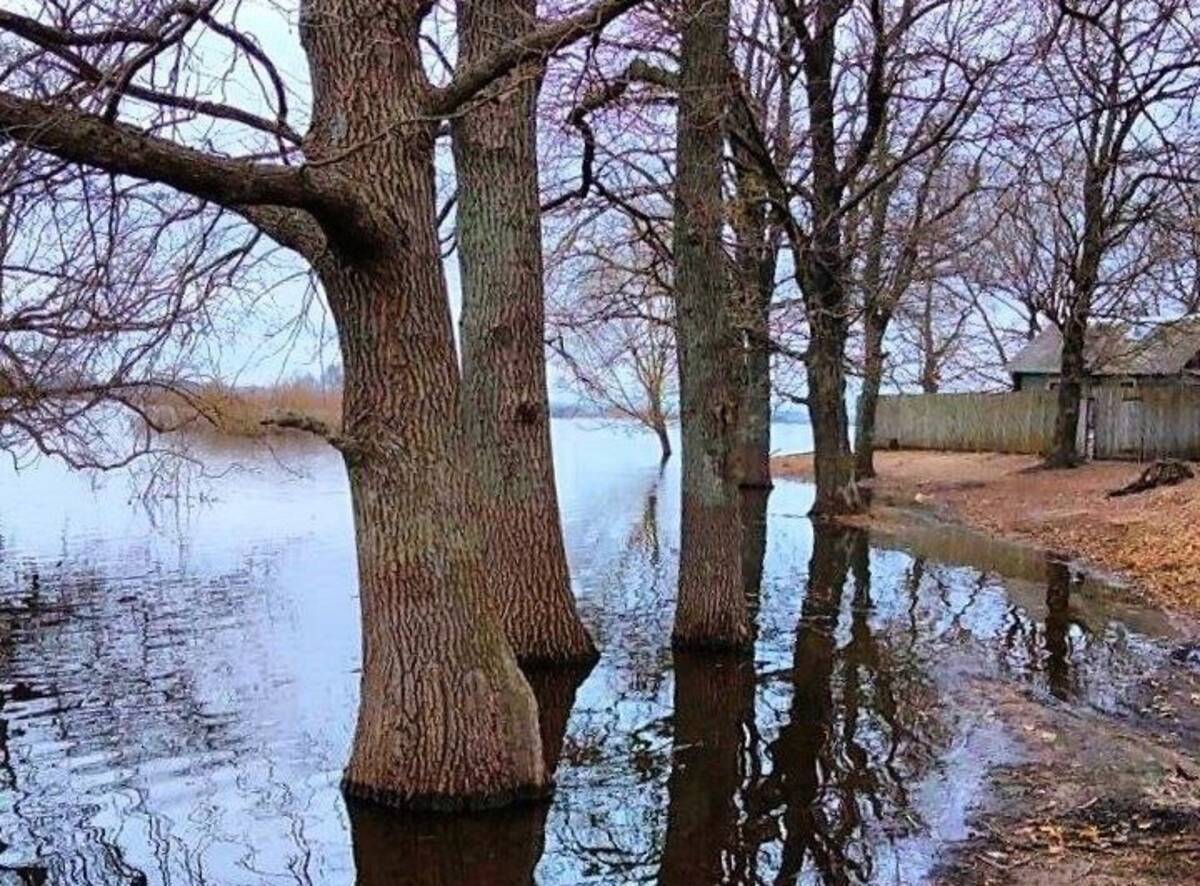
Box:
left=744, top=525, right=945, bottom=884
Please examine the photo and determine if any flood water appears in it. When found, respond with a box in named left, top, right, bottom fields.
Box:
left=0, top=419, right=1192, bottom=884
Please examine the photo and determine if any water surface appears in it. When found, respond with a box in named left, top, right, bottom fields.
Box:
left=0, top=419, right=1187, bottom=884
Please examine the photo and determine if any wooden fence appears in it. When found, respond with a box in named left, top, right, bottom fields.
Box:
left=875, top=386, right=1200, bottom=460
left=874, top=391, right=1060, bottom=455
left=1092, top=386, right=1200, bottom=460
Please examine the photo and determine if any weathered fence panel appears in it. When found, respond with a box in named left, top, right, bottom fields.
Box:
left=1092, top=386, right=1200, bottom=460
left=873, top=391, right=1059, bottom=455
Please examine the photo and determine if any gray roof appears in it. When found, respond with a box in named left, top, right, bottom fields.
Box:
left=1007, top=319, right=1200, bottom=377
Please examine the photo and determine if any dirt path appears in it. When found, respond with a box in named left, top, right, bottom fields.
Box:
left=773, top=450, right=1200, bottom=616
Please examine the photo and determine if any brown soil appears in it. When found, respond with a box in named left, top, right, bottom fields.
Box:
left=772, top=450, right=1200, bottom=615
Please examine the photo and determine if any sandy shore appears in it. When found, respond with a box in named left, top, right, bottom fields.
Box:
left=773, top=450, right=1200, bottom=615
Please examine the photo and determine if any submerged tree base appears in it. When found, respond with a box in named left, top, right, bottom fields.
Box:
left=341, top=778, right=555, bottom=814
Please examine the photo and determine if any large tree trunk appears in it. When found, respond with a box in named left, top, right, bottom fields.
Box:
left=671, top=0, right=751, bottom=650
left=452, top=0, right=595, bottom=665
left=333, top=260, right=548, bottom=811
left=854, top=309, right=887, bottom=479
left=346, top=665, right=588, bottom=884
left=302, top=2, right=548, bottom=808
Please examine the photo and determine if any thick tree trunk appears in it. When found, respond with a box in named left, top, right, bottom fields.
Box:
left=854, top=311, right=887, bottom=479
left=334, top=263, right=548, bottom=811
left=346, top=665, right=587, bottom=884
left=671, top=0, right=751, bottom=650
left=452, top=0, right=595, bottom=665
left=301, top=2, right=548, bottom=808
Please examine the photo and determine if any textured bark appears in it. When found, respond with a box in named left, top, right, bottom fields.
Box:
left=731, top=163, right=775, bottom=490
left=671, top=0, right=751, bottom=650
left=807, top=304, right=859, bottom=516
left=300, top=0, right=547, bottom=809
left=346, top=665, right=587, bottom=883
left=453, top=0, right=595, bottom=665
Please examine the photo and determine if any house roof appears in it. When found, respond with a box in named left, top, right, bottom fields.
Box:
left=1007, top=318, right=1200, bottom=377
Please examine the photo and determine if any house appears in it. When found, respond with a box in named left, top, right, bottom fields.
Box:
left=1007, top=319, right=1200, bottom=392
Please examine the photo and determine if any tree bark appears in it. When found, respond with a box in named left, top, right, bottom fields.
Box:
left=806, top=299, right=860, bottom=516
left=331, top=248, right=548, bottom=812
left=1047, top=169, right=1103, bottom=468
left=854, top=309, right=887, bottom=479
left=671, top=0, right=751, bottom=650
left=346, top=665, right=588, bottom=884
left=452, top=0, right=596, bottom=665
left=301, top=1, right=549, bottom=809
left=731, top=163, right=775, bottom=490
left=796, top=0, right=862, bottom=517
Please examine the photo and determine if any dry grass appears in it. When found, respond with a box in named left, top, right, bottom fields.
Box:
left=774, top=450, right=1200, bottom=616
left=149, top=382, right=342, bottom=439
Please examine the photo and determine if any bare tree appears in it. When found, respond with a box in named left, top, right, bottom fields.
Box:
left=671, top=0, right=753, bottom=650
left=546, top=210, right=678, bottom=460
left=0, top=0, right=636, bottom=809
left=1032, top=0, right=1200, bottom=466
left=733, top=0, right=1005, bottom=514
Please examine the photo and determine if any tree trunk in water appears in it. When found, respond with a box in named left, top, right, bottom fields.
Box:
left=333, top=264, right=548, bottom=810
left=853, top=311, right=887, bottom=479
left=452, top=0, right=595, bottom=665
left=671, top=0, right=751, bottom=650
left=346, top=666, right=588, bottom=884
left=654, top=415, right=673, bottom=462
left=301, top=3, right=547, bottom=808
